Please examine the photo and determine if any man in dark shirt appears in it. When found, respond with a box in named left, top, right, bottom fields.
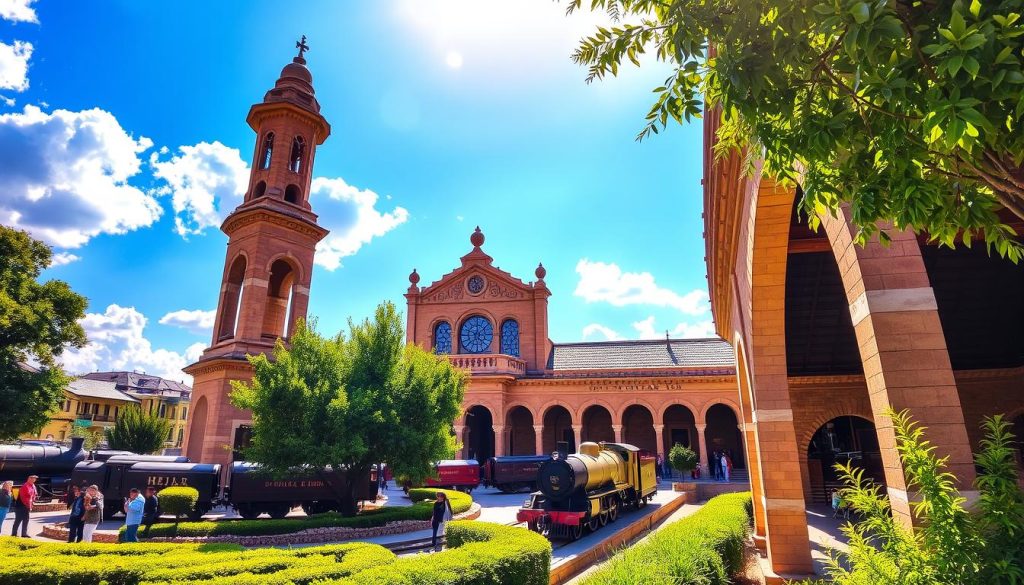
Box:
left=142, top=486, right=160, bottom=536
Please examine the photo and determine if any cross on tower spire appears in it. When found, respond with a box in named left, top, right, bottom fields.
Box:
left=295, top=35, right=309, bottom=63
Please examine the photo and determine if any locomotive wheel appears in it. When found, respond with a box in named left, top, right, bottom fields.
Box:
left=599, top=512, right=608, bottom=526
left=587, top=515, right=600, bottom=532
left=268, top=504, right=291, bottom=519
left=607, top=500, right=619, bottom=522
left=570, top=523, right=583, bottom=541
left=187, top=507, right=206, bottom=521
left=237, top=504, right=260, bottom=520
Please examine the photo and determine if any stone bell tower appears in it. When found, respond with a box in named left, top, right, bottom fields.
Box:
left=183, top=37, right=330, bottom=469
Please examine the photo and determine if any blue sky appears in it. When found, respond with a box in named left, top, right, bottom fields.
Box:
left=0, top=0, right=711, bottom=383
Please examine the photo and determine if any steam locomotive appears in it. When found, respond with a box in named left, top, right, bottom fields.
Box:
left=517, top=442, right=657, bottom=540
left=0, top=438, right=88, bottom=501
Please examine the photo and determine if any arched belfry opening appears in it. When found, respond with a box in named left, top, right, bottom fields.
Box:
left=284, top=184, right=301, bottom=204
left=289, top=136, right=305, bottom=173
left=259, top=132, right=274, bottom=170
left=217, top=255, right=247, bottom=341
left=261, top=259, right=296, bottom=340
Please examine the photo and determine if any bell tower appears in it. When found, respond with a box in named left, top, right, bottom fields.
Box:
left=183, top=37, right=330, bottom=468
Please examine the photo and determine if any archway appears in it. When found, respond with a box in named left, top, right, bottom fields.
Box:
left=581, top=405, right=614, bottom=444
left=662, top=404, right=697, bottom=455
left=185, top=396, right=208, bottom=462
left=216, top=256, right=246, bottom=341
left=465, top=405, right=494, bottom=462
left=806, top=415, right=884, bottom=503
left=262, top=259, right=296, bottom=339
left=505, top=406, right=535, bottom=456
left=704, top=404, right=745, bottom=469
left=542, top=405, right=574, bottom=454
left=622, top=404, right=656, bottom=454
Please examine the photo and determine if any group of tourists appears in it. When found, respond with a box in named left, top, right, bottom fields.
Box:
left=710, top=450, right=734, bottom=482
left=0, top=475, right=160, bottom=542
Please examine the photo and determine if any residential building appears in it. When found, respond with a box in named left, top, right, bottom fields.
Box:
left=80, top=371, right=192, bottom=449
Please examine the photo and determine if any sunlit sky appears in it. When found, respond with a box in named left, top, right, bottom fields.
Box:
left=0, top=0, right=711, bottom=383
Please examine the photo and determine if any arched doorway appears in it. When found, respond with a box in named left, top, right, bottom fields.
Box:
left=542, top=405, right=574, bottom=454
left=505, top=406, right=535, bottom=456
left=806, top=416, right=883, bottom=503
left=465, top=405, right=494, bottom=462
left=662, top=404, right=697, bottom=455
left=705, top=404, right=745, bottom=469
left=622, top=405, right=656, bottom=454
left=581, top=405, right=614, bottom=444
left=185, top=396, right=208, bottom=462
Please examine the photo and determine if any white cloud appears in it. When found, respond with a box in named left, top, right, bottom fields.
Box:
left=0, top=0, right=38, bottom=23
left=0, top=105, right=160, bottom=248
left=574, top=259, right=709, bottom=315
left=59, top=304, right=203, bottom=384
left=0, top=40, right=31, bottom=92
left=49, top=252, right=80, bottom=267
left=1, top=96, right=14, bottom=107
left=311, top=177, right=409, bottom=270
left=150, top=141, right=249, bottom=237
left=632, top=316, right=716, bottom=340
left=582, top=323, right=623, bottom=341
left=159, top=309, right=215, bottom=335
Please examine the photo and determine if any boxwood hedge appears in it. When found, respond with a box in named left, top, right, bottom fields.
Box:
left=130, top=488, right=472, bottom=539
left=0, top=520, right=549, bottom=585
left=580, top=492, right=753, bottom=585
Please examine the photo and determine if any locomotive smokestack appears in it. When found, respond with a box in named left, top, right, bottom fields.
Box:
left=69, top=437, right=85, bottom=453
left=556, top=440, right=569, bottom=459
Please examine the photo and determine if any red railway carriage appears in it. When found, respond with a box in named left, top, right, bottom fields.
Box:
left=416, top=459, right=480, bottom=493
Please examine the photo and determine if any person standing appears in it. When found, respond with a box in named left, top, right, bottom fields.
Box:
left=430, top=491, right=454, bottom=552
left=11, top=474, right=37, bottom=537
left=0, top=481, right=13, bottom=530
left=82, top=485, right=103, bottom=543
left=66, top=485, right=85, bottom=543
left=142, top=486, right=160, bottom=536
left=721, top=452, right=730, bottom=482
left=709, top=451, right=718, bottom=480
left=122, top=488, right=145, bottom=543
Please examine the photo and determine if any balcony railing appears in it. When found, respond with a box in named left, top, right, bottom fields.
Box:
left=447, top=354, right=526, bottom=376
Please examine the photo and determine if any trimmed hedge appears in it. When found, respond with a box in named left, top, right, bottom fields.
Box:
left=0, top=521, right=550, bottom=585
left=159, top=486, right=199, bottom=520
left=129, top=489, right=472, bottom=539
left=580, top=492, right=753, bottom=585
left=327, top=521, right=552, bottom=585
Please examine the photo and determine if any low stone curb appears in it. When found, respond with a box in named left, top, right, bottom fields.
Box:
left=41, top=503, right=481, bottom=546
left=33, top=501, right=68, bottom=513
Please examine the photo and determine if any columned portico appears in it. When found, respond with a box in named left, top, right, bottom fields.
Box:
left=695, top=423, right=708, bottom=475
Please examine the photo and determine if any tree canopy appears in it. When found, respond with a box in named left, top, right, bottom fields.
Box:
left=105, top=406, right=173, bottom=454
left=568, top=0, right=1024, bottom=259
left=230, top=303, right=466, bottom=516
left=0, top=226, right=88, bottom=440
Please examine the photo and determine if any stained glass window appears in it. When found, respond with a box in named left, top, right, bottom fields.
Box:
left=434, top=321, right=452, bottom=354
left=459, top=316, right=493, bottom=354
left=500, top=319, right=519, bottom=356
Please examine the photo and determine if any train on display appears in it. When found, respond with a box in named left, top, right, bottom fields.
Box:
left=517, top=442, right=657, bottom=540
left=0, top=438, right=88, bottom=500
left=483, top=455, right=551, bottom=493
left=407, top=459, right=481, bottom=493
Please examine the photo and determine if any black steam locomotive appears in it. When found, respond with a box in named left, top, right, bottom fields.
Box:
left=0, top=438, right=88, bottom=501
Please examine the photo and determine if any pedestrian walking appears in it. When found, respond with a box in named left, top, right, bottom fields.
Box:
left=721, top=452, right=730, bottom=482
left=11, top=474, right=37, bottom=537
left=122, top=488, right=145, bottom=543
left=0, top=481, right=13, bottom=530
left=82, top=485, right=103, bottom=543
left=66, top=485, right=86, bottom=543
left=142, top=486, right=160, bottom=537
left=430, top=491, right=454, bottom=552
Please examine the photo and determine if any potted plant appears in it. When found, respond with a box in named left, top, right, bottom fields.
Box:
left=668, top=444, right=698, bottom=495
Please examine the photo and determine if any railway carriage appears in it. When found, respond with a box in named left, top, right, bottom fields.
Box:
left=484, top=455, right=550, bottom=493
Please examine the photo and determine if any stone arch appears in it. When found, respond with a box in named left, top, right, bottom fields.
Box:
left=216, top=254, right=248, bottom=342
left=656, top=399, right=699, bottom=423
left=505, top=405, right=535, bottom=456
left=581, top=404, right=614, bottom=444
left=699, top=400, right=741, bottom=424
left=542, top=404, right=574, bottom=454
left=796, top=409, right=874, bottom=452
left=264, top=252, right=305, bottom=284
left=503, top=402, right=537, bottom=422
left=537, top=399, right=578, bottom=425
left=465, top=404, right=494, bottom=462
left=251, top=180, right=267, bottom=200
left=661, top=403, right=697, bottom=455
left=622, top=404, right=657, bottom=454
left=804, top=415, right=884, bottom=503
left=185, top=395, right=209, bottom=462
left=261, top=257, right=299, bottom=339
left=284, top=184, right=302, bottom=204
left=620, top=398, right=658, bottom=424
left=704, top=403, right=745, bottom=469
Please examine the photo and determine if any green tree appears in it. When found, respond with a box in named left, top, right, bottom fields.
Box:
left=668, top=443, right=698, bottom=476
left=0, top=226, right=88, bottom=441
left=230, top=303, right=466, bottom=516
left=105, top=406, right=173, bottom=454
left=567, top=0, right=1024, bottom=259
left=818, top=411, right=1024, bottom=584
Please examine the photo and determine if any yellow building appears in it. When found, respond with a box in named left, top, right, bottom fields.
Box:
left=29, top=378, right=139, bottom=443
left=80, top=371, right=191, bottom=452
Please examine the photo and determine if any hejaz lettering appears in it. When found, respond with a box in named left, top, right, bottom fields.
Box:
left=146, top=476, right=190, bottom=487
left=262, top=480, right=326, bottom=488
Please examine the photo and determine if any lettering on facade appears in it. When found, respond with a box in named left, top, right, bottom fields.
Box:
left=262, top=480, right=326, bottom=488
left=146, top=476, right=190, bottom=487
left=587, top=383, right=684, bottom=392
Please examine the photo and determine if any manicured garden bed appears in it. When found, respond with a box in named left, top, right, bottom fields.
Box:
left=580, top=492, right=752, bottom=584
left=0, top=519, right=550, bottom=585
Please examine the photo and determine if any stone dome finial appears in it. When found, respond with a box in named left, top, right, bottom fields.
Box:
left=470, top=226, right=485, bottom=248
left=535, top=262, right=546, bottom=280
left=409, top=268, right=420, bottom=285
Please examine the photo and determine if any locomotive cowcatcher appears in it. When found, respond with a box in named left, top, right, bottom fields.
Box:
left=517, top=442, right=657, bottom=540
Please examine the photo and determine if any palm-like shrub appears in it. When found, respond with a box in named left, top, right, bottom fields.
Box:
left=105, top=406, right=171, bottom=454
left=818, top=411, right=1024, bottom=585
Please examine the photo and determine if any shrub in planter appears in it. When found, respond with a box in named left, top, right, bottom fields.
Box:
left=669, top=443, right=699, bottom=483
left=159, top=486, right=199, bottom=525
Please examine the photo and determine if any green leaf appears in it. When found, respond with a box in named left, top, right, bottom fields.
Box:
left=850, top=2, right=870, bottom=24
left=969, top=0, right=982, bottom=18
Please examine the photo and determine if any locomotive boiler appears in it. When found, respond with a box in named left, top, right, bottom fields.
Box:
left=517, top=442, right=657, bottom=540
left=0, top=437, right=87, bottom=501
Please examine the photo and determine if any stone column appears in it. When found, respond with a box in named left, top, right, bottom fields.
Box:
left=533, top=425, right=544, bottom=455
left=453, top=425, right=465, bottom=458
left=654, top=424, right=666, bottom=457
left=571, top=425, right=582, bottom=451
left=695, top=423, right=709, bottom=476
left=492, top=425, right=505, bottom=458
left=821, top=208, right=976, bottom=526
left=612, top=424, right=623, bottom=443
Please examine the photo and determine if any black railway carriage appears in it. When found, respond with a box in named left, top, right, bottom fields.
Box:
left=71, top=460, right=221, bottom=520
left=484, top=455, right=550, bottom=493
left=228, top=462, right=379, bottom=519
left=0, top=438, right=87, bottom=501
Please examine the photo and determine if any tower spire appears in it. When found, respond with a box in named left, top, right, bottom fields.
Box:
left=295, top=35, right=309, bottom=64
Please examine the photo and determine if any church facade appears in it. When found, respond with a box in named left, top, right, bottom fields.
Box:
left=404, top=227, right=743, bottom=475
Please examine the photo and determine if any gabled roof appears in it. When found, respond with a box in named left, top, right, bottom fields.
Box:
left=67, top=378, right=139, bottom=403
left=548, top=338, right=735, bottom=371
left=80, top=371, right=191, bottom=396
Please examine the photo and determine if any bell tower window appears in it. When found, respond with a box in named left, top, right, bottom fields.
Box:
left=284, top=184, right=301, bottom=204
left=259, top=132, right=274, bottom=170
left=289, top=136, right=305, bottom=173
